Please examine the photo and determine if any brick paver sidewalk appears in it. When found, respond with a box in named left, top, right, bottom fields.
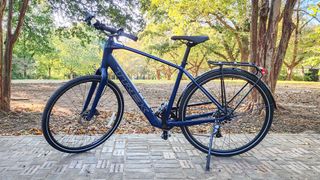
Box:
left=0, top=134, right=319, bottom=179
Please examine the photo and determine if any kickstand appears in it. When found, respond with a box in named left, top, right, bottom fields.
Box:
left=205, top=123, right=220, bottom=171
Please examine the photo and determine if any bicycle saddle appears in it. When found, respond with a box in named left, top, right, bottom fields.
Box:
left=171, top=35, right=209, bottom=45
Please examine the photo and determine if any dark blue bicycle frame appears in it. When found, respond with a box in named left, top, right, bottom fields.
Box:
left=83, top=37, right=226, bottom=129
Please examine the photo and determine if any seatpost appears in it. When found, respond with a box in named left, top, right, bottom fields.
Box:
left=181, top=45, right=192, bottom=68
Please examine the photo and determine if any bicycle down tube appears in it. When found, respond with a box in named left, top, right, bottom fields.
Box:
left=112, top=40, right=224, bottom=111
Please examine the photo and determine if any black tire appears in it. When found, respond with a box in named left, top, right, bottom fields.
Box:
left=42, top=75, right=124, bottom=153
left=179, top=68, right=274, bottom=157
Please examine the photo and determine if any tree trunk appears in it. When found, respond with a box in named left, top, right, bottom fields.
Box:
left=285, top=0, right=301, bottom=81
left=249, top=0, right=259, bottom=102
left=194, top=66, right=200, bottom=77
left=291, top=0, right=300, bottom=69
left=0, top=1, right=5, bottom=111
left=286, top=66, right=294, bottom=80
left=48, top=66, right=51, bottom=79
left=3, top=41, right=14, bottom=111
left=253, top=0, right=296, bottom=93
left=156, top=69, right=161, bottom=80
left=166, top=73, right=171, bottom=80
left=1, top=0, right=14, bottom=112
left=240, top=37, right=249, bottom=63
left=0, top=0, right=29, bottom=112
left=264, top=0, right=281, bottom=87
left=166, top=67, right=173, bottom=80
left=270, top=0, right=297, bottom=93
left=250, top=0, right=258, bottom=65
left=257, top=0, right=269, bottom=68
left=23, top=64, right=27, bottom=78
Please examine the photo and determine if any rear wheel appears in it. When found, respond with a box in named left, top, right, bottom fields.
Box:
left=42, top=75, right=124, bottom=153
left=179, top=69, right=274, bottom=156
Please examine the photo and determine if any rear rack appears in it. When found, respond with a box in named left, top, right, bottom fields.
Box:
left=207, top=61, right=266, bottom=76
left=170, top=61, right=268, bottom=121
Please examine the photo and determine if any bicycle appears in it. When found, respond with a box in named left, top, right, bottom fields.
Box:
left=42, top=14, right=276, bottom=170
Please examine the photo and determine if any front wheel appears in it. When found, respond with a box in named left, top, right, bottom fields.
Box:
left=42, top=75, right=124, bottom=153
left=179, top=68, right=274, bottom=156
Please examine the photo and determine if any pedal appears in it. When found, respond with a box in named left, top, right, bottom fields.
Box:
left=216, top=128, right=222, bottom=138
left=161, top=131, right=170, bottom=140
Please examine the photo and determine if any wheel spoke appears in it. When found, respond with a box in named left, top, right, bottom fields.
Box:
left=181, top=71, right=272, bottom=156
left=43, top=76, right=123, bottom=152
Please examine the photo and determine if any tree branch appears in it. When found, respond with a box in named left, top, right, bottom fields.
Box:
left=212, top=13, right=237, bottom=32
left=7, top=0, right=14, bottom=38
left=0, top=0, right=6, bottom=17
left=212, top=51, right=228, bottom=61
left=294, top=9, right=320, bottom=23
left=12, top=0, right=29, bottom=43
left=297, top=56, right=304, bottom=63
left=299, top=17, right=316, bottom=31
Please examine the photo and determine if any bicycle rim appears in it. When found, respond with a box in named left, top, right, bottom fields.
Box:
left=180, top=70, right=273, bottom=156
left=43, top=76, right=123, bottom=152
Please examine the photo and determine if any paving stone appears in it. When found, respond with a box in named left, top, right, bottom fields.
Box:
left=20, top=165, right=40, bottom=175
left=186, top=149, right=200, bottom=156
left=156, top=172, right=186, bottom=179
left=123, top=172, right=154, bottom=179
left=125, top=163, right=152, bottom=169
left=172, top=146, right=184, bottom=152
left=163, top=152, right=176, bottom=159
left=52, top=164, right=68, bottom=174
left=179, top=160, right=194, bottom=168
left=0, top=134, right=319, bottom=179
left=96, top=160, right=110, bottom=169
left=109, top=163, right=124, bottom=173
left=154, top=163, right=180, bottom=168
left=113, top=149, right=125, bottom=156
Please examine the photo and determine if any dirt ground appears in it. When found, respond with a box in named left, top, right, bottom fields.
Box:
left=0, top=80, right=319, bottom=135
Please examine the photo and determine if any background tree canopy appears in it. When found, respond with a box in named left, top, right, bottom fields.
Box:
left=0, top=0, right=319, bottom=111
left=12, top=0, right=319, bottom=82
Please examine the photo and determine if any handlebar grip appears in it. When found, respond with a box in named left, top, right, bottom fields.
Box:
left=121, top=32, right=138, bottom=41
left=87, top=17, right=138, bottom=41
left=93, top=21, right=117, bottom=34
left=101, top=24, right=118, bottom=34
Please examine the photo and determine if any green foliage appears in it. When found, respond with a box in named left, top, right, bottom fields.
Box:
left=35, top=52, right=62, bottom=79
left=304, top=69, right=319, bottom=81
left=48, top=0, right=144, bottom=32
left=52, top=36, right=101, bottom=79
left=302, top=26, right=320, bottom=67
left=12, top=1, right=54, bottom=79
left=138, top=0, right=250, bottom=78
left=9, top=0, right=320, bottom=81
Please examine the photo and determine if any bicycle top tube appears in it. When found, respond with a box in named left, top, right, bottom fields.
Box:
left=109, top=39, right=181, bottom=70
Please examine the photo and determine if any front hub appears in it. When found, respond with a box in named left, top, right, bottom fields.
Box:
left=79, top=109, right=100, bottom=125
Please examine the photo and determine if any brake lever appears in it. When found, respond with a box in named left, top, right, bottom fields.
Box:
left=115, top=28, right=124, bottom=41
left=84, top=12, right=95, bottom=25
left=117, top=28, right=124, bottom=35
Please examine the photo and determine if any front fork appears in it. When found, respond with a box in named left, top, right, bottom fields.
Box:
left=81, top=67, right=108, bottom=120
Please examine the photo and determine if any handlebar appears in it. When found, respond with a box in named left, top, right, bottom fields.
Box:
left=84, top=13, right=138, bottom=42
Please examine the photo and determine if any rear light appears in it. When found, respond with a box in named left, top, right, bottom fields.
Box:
left=260, top=67, right=268, bottom=75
